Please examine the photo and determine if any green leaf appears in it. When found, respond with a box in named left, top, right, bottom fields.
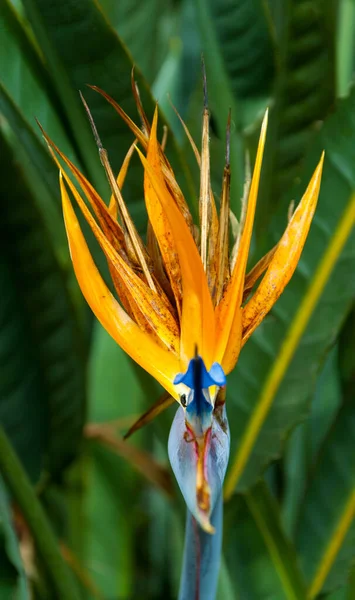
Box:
left=257, top=0, right=336, bottom=227
left=338, top=307, right=355, bottom=402
left=282, top=347, right=343, bottom=535
left=336, top=0, right=355, bottom=96
left=83, top=323, right=166, bottom=598
left=224, top=482, right=307, bottom=599
left=0, top=129, right=86, bottom=478
left=22, top=0, right=195, bottom=232
left=0, top=0, right=78, bottom=162
left=195, top=0, right=245, bottom=206
left=98, top=0, right=174, bottom=84
left=282, top=346, right=343, bottom=535
left=204, top=0, right=275, bottom=110
left=0, top=251, right=45, bottom=482
left=225, top=87, right=355, bottom=497
left=0, top=81, right=61, bottom=206
left=0, top=476, right=30, bottom=599
left=216, top=557, right=239, bottom=600
left=0, top=82, right=72, bottom=258
left=296, top=401, right=355, bottom=597
left=0, top=427, right=80, bottom=600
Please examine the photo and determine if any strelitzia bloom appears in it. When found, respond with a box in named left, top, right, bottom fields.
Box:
left=41, top=82, right=323, bottom=539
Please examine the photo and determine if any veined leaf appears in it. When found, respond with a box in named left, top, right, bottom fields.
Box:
left=204, top=0, right=275, bottom=106
left=0, top=82, right=62, bottom=206
left=224, top=87, right=355, bottom=497
left=0, top=0, right=78, bottom=162
left=282, top=347, right=342, bottom=535
left=257, top=0, right=336, bottom=227
left=22, top=0, right=194, bottom=232
left=0, top=83, right=72, bottom=260
left=0, top=129, right=86, bottom=478
left=224, top=481, right=307, bottom=599
left=97, top=0, right=174, bottom=84
left=296, top=401, right=355, bottom=597
left=0, top=477, right=29, bottom=599
left=195, top=0, right=245, bottom=205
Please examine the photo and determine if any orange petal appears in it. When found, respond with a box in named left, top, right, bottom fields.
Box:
left=60, top=172, right=179, bottom=398
left=131, top=68, right=151, bottom=136
left=215, top=110, right=268, bottom=372
left=169, top=98, right=219, bottom=290
left=60, top=173, right=179, bottom=354
left=142, top=151, right=183, bottom=319
left=89, top=85, right=147, bottom=147
left=242, top=243, right=278, bottom=302
left=139, top=109, right=216, bottom=368
left=242, top=152, right=324, bottom=344
left=108, top=140, right=136, bottom=219
left=40, top=126, right=126, bottom=252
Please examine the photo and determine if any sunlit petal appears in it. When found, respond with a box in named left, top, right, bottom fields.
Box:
left=60, top=172, right=179, bottom=398
left=215, top=110, right=268, bottom=372
left=242, top=243, right=278, bottom=302
left=242, top=152, right=325, bottom=344
left=139, top=108, right=216, bottom=368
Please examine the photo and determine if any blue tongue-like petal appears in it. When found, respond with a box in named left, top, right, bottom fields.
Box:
left=168, top=405, right=230, bottom=532
left=173, top=356, right=226, bottom=388
left=169, top=355, right=229, bottom=532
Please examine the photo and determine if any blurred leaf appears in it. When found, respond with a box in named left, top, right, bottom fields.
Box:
left=195, top=0, right=244, bottom=207
left=0, top=82, right=72, bottom=260
left=83, top=323, right=167, bottom=598
left=0, top=250, right=45, bottom=482
left=326, top=568, right=355, bottom=600
left=257, top=0, right=336, bottom=229
left=224, top=482, right=307, bottom=599
left=0, top=0, right=78, bottom=161
left=337, top=0, right=355, bottom=96
left=0, top=81, right=62, bottom=205
left=282, top=346, right=342, bottom=535
left=98, top=0, right=175, bottom=83
left=203, top=0, right=275, bottom=123
left=282, top=422, right=309, bottom=538
left=216, top=557, right=239, bottom=600
left=85, top=424, right=173, bottom=497
left=296, top=401, right=355, bottom=597
left=310, top=345, right=342, bottom=455
left=83, top=446, right=134, bottom=599
left=0, top=129, right=86, bottom=478
left=0, top=477, right=30, bottom=599
left=338, top=307, right=355, bottom=402
left=225, top=87, right=355, bottom=496
left=172, top=0, right=202, bottom=120
left=22, top=0, right=195, bottom=232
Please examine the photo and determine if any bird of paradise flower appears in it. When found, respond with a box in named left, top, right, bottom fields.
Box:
left=40, top=74, right=323, bottom=600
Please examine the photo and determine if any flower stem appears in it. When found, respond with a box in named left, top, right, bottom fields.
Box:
left=0, top=426, right=80, bottom=600
left=178, top=493, right=223, bottom=600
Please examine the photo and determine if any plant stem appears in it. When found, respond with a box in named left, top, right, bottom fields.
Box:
left=0, top=426, right=80, bottom=600
left=178, top=493, right=223, bottom=600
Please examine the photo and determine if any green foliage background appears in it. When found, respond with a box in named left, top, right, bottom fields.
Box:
left=0, top=0, right=354, bottom=598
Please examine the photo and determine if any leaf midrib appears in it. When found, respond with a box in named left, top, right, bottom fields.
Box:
left=224, top=191, right=355, bottom=498
left=246, top=493, right=304, bottom=600
left=307, top=488, right=355, bottom=598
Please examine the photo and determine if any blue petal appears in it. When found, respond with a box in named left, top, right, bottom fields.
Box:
left=173, top=356, right=226, bottom=389
left=174, top=359, right=195, bottom=387
left=201, top=361, right=226, bottom=388
left=168, top=405, right=230, bottom=529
